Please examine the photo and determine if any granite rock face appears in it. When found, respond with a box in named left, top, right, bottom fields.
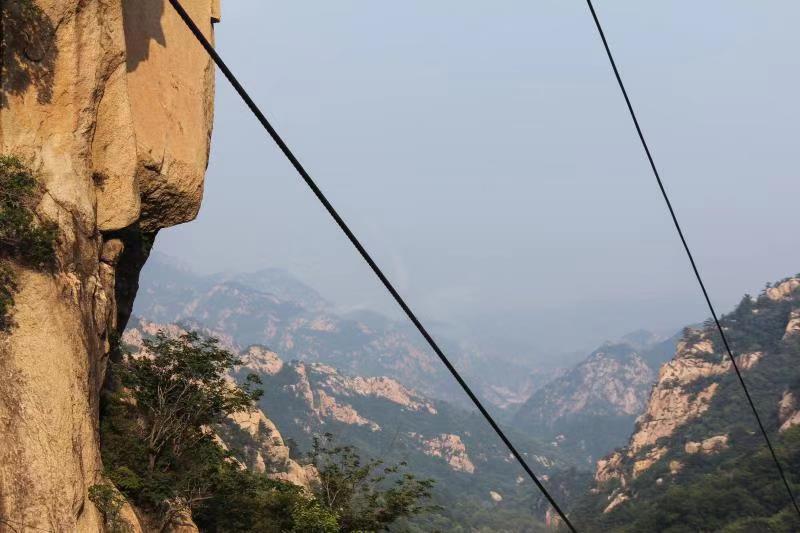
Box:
left=513, top=337, right=677, bottom=464
left=590, top=277, right=800, bottom=515
left=0, top=1, right=218, bottom=530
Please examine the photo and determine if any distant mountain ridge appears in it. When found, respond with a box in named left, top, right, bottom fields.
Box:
left=513, top=334, right=679, bottom=464
left=134, top=253, right=553, bottom=411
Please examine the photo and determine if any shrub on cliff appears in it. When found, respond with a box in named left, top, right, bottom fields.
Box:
left=0, top=155, right=57, bottom=331
left=101, top=332, right=262, bottom=521
left=99, top=330, right=338, bottom=531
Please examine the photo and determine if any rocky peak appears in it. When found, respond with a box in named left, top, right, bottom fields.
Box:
left=222, top=409, right=317, bottom=490
left=240, top=345, right=284, bottom=376
left=778, top=391, right=800, bottom=433
left=766, top=278, right=800, bottom=301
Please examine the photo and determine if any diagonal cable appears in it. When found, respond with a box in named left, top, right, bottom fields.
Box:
left=166, top=0, right=577, bottom=530
left=583, top=0, right=800, bottom=518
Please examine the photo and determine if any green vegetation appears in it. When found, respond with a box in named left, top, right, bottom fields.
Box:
left=192, top=467, right=338, bottom=533
left=98, top=331, right=263, bottom=529
left=88, top=484, right=132, bottom=533
left=99, top=330, right=437, bottom=531
left=0, top=155, right=57, bottom=331
left=309, top=433, right=439, bottom=531
left=570, top=428, right=800, bottom=532
left=569, top=279, right=800, bottom=532
left=114, top=331, right=263, bottom=475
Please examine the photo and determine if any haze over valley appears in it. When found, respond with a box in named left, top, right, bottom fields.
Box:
left=3, top=1, right=799, bottom=531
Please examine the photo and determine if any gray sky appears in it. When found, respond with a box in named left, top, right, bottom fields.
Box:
left=155, top=1, right=800, bottom=362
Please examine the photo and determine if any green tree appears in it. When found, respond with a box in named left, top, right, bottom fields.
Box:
left=100, top=330, right=339, bottom=532
left=194, top=466, right=337, bottom=533
left=102, top=331, right=262, bottom=525
left=309, top=433, right=439, bottom=532
left=117, top=331, right=263, bottom=474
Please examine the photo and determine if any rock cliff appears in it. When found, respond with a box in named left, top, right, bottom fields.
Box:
left=513, top=335, right=677, bottom=464
left=582, top=276, right=800, bottom=520
left=0, top=1, right=218, bottom=530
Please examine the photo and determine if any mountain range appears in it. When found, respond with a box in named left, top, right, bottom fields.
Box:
left=128, top=255, right=594, bottom=530
left=123, top=315, right=581, bottom=531
left=133, top=253, right=554, bottom=412
left=131, top=253, right=800, bottom=531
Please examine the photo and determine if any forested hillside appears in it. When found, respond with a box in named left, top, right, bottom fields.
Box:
left=570, top=276, right=800, bottom=532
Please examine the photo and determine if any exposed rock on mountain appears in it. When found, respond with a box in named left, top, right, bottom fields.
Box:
left=513, top=335, right=677, bottom=464
left=0, top=2, right=217, bottom=530
left=133, top=252, right=548, bottom=410
left=124, top=317, right=581, bottom=527
left=779, top=391, right=800, bottom=433
left=411, top=432, right=476, bottom=473
left=221, top=409, right=318, bottom=490
left=573, top=276, right=800, bottom=530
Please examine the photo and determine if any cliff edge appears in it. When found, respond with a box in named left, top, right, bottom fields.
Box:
left=0, top=1, right=219, bottom=530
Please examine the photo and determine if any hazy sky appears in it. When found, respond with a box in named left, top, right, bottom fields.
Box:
left=154, top=1, right=800, bottom=361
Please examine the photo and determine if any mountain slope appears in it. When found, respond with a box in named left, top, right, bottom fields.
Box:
left=120, top=320, right=317, bottom=491
left=124, top=317, right=581, bottom=531
left=571, top=276, right=800, bottom=531
left=133, top=253, right=552, bottom=411
left=513, top=336, right=678, bottom=464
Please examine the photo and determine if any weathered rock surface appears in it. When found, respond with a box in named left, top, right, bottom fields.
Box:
left=684, top=434, right=728, bottom=455
left=590, top=277, right=800, bottom=514
left=410, top=432, right=476, bottom=474
left=591, top=332, right=731, bottom=503
left=0, top=1, right=217, bottom=530
left=779, top=391, right=800, bottom=433
left=225, top=409, right=318, bottom=490
left=513, top=337, right=677, bottom=463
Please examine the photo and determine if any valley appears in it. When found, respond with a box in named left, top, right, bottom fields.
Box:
left=131, top=253, right=800, bottom=531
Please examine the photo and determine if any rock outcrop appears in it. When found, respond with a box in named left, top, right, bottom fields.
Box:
left=410, top=432, right=476, bottom=474
left=224, top=409, right=318, bottom=490
left=778, top=391, right=800, bottom=433
left=0, top=1, right=218, bottom=530
left=513, top=337, right=677, bottom=463
left=589, top=277, right=800, bottom=515
left=590, top=331, right=740, bottom=511
left=269, top=360, right=438, bottom=432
